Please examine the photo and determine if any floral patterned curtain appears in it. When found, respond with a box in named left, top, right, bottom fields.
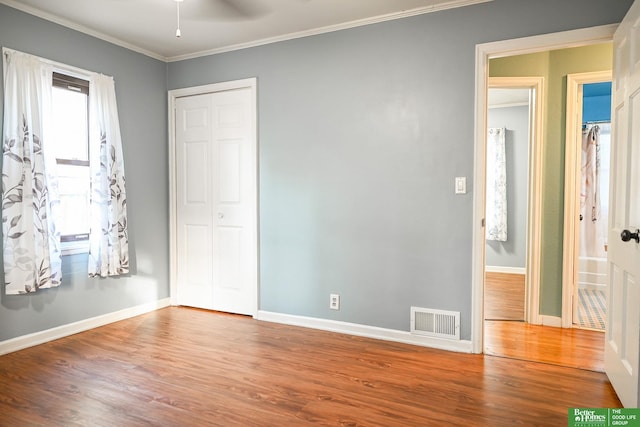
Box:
left=88, top=74, right=129, bottom=277
left=486, top=127, right=507, bottom=241
left=2, top=51, right=62, bottom=294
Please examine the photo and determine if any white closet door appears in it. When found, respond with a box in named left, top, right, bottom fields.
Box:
left=175, top=87, right=256, bottom=315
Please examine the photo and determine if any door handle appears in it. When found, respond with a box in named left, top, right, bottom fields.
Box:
left=621, top=229, right=640, bottom=243
left=218, top=212, right=224, bottom=219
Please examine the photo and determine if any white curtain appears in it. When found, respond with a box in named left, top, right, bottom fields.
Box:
left=486, top=127, right=507, bottom=241
left=2, top=51, right=62, bottom=294
left=580, top=124, right=605, bottom=258
left=88, top=74, right=129, bottom=277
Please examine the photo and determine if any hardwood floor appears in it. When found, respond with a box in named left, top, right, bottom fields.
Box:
left=0, top=307, right=620, bottom=426
left=485, top=320, right=605, bottom=372
left=484, top=272, right=525, bottom=321
left=483, top=271, right=606, bottom=372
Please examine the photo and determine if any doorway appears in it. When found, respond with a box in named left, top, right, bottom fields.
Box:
left=473, top=26, right=616, bottom=364
left=483, top=83, right=534, bottom=325
left=563, top=71, right=612, bottom=332
left=483, top=77, right=544, bottom=359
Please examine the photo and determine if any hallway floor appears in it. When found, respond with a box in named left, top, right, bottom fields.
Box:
left=484, top=272, right=605, bottom=372
left=484, top=320, right=604, bottom=372
left=577, top=288, right=606, bottom=330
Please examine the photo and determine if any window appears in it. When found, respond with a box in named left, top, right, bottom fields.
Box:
left=3, top=48, right=129, bottom=290
left=51, top=72, right=90, bottom=254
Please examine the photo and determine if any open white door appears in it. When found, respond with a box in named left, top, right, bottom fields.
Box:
left=605, top=0, right=640, bottom=408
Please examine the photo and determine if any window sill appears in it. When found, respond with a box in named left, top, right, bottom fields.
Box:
left=61, top=240, right=89, bottom=256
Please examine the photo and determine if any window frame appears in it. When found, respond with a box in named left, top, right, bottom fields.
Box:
left=52, top=71, right=91, bottom=256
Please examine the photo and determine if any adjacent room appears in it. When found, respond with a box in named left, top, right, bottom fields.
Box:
left=1, top=0, right=639, bottom=424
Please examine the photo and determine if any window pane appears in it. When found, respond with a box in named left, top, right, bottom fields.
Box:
left=51, top=87, right=88, bottom=161
left=57, top=164, right=90, bottom=237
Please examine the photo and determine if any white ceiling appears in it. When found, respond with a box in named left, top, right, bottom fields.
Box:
left=488, top=88, right=530, bottom=108
left=1, top=0, right=490, bottom=61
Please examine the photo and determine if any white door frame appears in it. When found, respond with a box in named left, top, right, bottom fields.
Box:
left=472, top=25, right=617, bottom=353
left=562, top=70, right=612, bottom=328
left=167, top=78, right=259, bottom=315
left=487, top=76, right=544, bottom=327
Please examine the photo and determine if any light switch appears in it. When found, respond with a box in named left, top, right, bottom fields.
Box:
left=455, top=177, right=466, bottom=194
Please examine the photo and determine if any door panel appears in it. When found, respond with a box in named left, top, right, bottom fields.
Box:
left=183, top=224, right=212, bottom=304
left=605, top=0, right=640, bottom=408
left=176, top=94, right=214, bottom=309
left=219, top=227, right=242, bottom=287
left=219, top=141, right=241, bottom=202
left=211, top=89, right=255, bottom=315
left=185, top=141, right=208, bottom=204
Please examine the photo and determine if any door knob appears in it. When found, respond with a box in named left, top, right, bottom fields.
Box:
left=218, top=212, right=224, bottom=219
left=621, top=229, right=640, bottom=243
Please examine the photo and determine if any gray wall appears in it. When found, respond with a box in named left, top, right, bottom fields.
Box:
left=168, top=0, right=632, bottom=340
left=0, top=0, right=632, bottom=344
left=486, top=105, right=529, bottom=270
left=0, top=5, right=169, bottom=341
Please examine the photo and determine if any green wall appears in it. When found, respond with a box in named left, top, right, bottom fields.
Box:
left=490, top=43, right=613, bottom=317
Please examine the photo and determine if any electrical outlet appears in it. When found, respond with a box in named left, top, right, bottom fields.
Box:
left=330, top=294, right=340, bottom=310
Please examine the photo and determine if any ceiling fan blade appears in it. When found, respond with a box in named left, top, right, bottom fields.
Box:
left=184, top=0, right=272, bottom=22
left=217, top=0, right=271, bottom=18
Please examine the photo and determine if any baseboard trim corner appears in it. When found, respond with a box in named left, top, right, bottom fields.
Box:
left=0, top=298, right=171, bottom=356
left=257, top=310, right=473, bottom=353
left=540, top=315, right=562, bottom=327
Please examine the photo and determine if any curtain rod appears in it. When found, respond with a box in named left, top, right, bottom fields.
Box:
left=2, top=46, right=110, bottom=81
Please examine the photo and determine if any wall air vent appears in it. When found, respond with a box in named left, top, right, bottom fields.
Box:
left=410, top=307, right=460, bottom=340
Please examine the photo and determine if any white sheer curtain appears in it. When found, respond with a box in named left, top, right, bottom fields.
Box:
left=88, top=74, right=129, bottom=277
left=2, top=49, right=129, bottom=293
left=580, top=124, right=606, bottom=258
left=2, top=51, right=62, bottom=294
left=486, top=127, right=507, bottom=241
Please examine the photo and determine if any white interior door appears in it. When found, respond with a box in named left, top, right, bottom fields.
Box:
left=605, top=0, right=640, bottom=408
left=174, top=86, right=257, bottom=316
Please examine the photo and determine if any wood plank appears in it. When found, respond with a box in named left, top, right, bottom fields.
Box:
left=0, top=307, right=620, bottom=426
left=484, top=272, right=525, bottom=320
left=484, top=320, right=605, bottom=372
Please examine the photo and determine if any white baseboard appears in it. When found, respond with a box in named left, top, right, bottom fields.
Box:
left=0, top=298, right=171, bottom=356
left=257, top=310, right=473, bottom=353
left=485, top=266, right=526, bottom=275
left=540, top=315, right=562, bottom=327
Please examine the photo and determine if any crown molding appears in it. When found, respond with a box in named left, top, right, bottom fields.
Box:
left=0, top=0, right=166, bottom=61
left=168, top=0, right=492, bottom=62
left=1, top=0, right=491, bottom=63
